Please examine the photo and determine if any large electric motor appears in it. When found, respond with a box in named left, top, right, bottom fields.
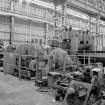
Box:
left=49, top=48, right=74, bottom=71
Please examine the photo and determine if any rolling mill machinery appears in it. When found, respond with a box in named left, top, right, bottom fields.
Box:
left=48, top=25, right=96, bottom=72
left=53, top=26, right=101, bottom=66
left=50, top=25, right=95, bottom=53
left=49, top=27, right=105, bottom=105
left=60, top=27, right=95, bottom=53
left=4, top=44, right=49, bottom=79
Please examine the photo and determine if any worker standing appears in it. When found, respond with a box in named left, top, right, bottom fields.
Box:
left=88, top=71, right=99, bottom=104
left=91, top=71, right=99, bottom=96
left=29, top=58, right=37, bottom=77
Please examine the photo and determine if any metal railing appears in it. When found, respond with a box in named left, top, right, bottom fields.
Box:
left=0, top=0, right=53, bottom=22
left=0, top=0, right=105, bottom=22
left=69, top=0, right=105, bottom=13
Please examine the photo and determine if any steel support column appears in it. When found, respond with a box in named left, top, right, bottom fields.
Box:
left=29, top=20, right=32, bottom=44
left=10, top=16, right=14, bottom=45
left=61, top=2, right=67, bottom=43
left=96, top=15, right=100, bottom=51
left=101, top=34, right=103, bottom=50
left=9, top=0, right=14, bottom=45
left=62, top=2, right=67, bottom=27
left=88, top=56, right=90, bottom=66
left=53, top=5, right=57, bottom=39
left=89, top=16, right=91, bottom=33
left=45, top=23, right=49, bottom=45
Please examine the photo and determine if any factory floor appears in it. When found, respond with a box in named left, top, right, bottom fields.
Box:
left=0, top=72, right=62, bottom=105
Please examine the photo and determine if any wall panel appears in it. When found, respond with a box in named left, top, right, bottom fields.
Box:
left=14, top=17, right=45, bottom=45
left=14, top=34, right=30, bottom=42
left=0, top=16, right=10, bottom=45
left=31, top=22, right=45, bottom=44
left=31, top=22, right=45, bottom=36
left=0, top=32, right=9, bottom=40
left=14, top=18, right=29, bottom=35
left=14, top=18, right=30, bottom=43
left=0, top=24, right=10, bottom=32
left=14, top=26, right=29, bottom=35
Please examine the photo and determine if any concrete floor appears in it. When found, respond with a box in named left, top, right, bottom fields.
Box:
left=0, top=72, right=62, bottom=105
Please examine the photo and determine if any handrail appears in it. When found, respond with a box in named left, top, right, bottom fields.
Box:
left=0, top=0, right=105, bottom=22
left=68, top=0, right=105, bottom=14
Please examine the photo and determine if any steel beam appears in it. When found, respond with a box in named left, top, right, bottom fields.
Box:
left=10, top=16, right=14, bottom=45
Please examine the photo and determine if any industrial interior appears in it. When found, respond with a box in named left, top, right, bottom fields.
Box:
left=1, top=0, right=105, bottom=105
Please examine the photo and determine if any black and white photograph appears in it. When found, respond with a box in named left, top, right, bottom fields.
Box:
left=0, top=0, right=105, bottom=105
